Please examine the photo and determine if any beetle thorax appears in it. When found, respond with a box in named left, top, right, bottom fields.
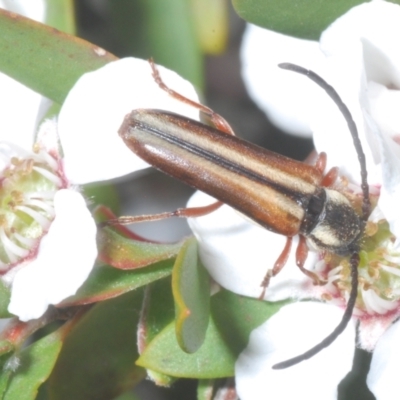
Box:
left=301, top=188, right=363, bottom=255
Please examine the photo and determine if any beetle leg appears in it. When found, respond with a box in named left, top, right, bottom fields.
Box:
left=105, top=201, right=222, bottom=226
left=320, top=167, right=339, bottom=187
left=259, top=236, right=293, bottom=299
left=314, top=151, right=327, bottom=174
left=295, top=236, right=325, bottom=285
left=149, top=58, right=235, bottom=135
left=313, top=152, right=338, bottom=186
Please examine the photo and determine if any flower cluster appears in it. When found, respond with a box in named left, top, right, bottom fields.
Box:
left=0, top=54, right=200, bottom=321
left=2, top=1, right=399, bottom=398
left=206, top=0, right=400, bottom=398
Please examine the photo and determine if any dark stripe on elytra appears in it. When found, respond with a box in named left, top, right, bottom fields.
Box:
left=131, top=120, right=312, bottom=206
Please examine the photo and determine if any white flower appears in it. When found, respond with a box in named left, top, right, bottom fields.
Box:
left=0, top=0, right=96, bottom=322
left=1, top=56, right=199, bottom=322
left=0, top=128, right=98, bottom=322
left=185, top=1, right=400, bottom=398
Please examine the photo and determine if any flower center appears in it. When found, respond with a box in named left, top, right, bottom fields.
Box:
left=0, top=144, right=66, bottom=271
left=318, top=220, right=400, bottom=317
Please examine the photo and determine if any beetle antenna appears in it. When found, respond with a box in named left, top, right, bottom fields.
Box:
left=272, top=253, right=359, bottom=369
left=278, top=63, right=370, bottom=218
left=273, top=63, right=370, bottom=369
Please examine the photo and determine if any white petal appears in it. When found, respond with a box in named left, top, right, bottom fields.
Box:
left=0, top=74, right=45, bottom=150
left=6, top=189, right=97, bottom=321
left=320, top=0, right=400, bottom=86
left=368, top=82, right=400, bottom=147
left=367, top=319, right=400, bottom=399
left=59, top=58, right=200, bottom=184
left=362, top=101, right=400, bottom=245
left=375, top=135, right=400, bottom=246
left=187, top=191, right=315, bottom=301
left=313, top=0, right=400, bottom=183
left=35, top=118, right=61, bottom=157
left=0, top=142, right=31, bottom=172
left=241, top=24, right=323, bottom=137
left=358, top=312, right=399, bottom=352
left=309, top=57, right=378, bottom=182
left=0, top=0, right=46, bottom=22
left=236, top=302, right=355, bottom=400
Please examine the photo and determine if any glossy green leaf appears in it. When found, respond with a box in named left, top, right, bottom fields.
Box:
left=0, top=9, right=117, bottom=104
left=232, top=0, right=399, bottom=39
left=110, top=0, right=203, bottom=89
left=47, top=290, right=146, bottom=400
left=3, top=324, right=66, bottom=400
left=137, top=319, right=226, bottom=379
left=137, top=290, right=288, bottom=378
left=172, top=237, right=210, bottom=353
left=139, top=278, right=175, bottom=386
left=97, top=227, right=183, bottom=270
left=211, top=291, right=288, bottom=356
left=60, top=260, right=174, bottom=307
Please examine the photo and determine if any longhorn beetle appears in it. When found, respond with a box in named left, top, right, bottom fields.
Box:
left=113, top=61, right=371, bottom=369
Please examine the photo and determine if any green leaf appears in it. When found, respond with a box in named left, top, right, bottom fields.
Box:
left=60, top=260, right=174, bottom=307
left=47, top=290, right=146, bottom=400
left=139, top=278, right=176, bottom=386
left=0, top=341, right=17, bottom=397
left=46, top=0, right=75, bottom=34
left=0, top=341, right=14, bottom=357
left=172, top=237, right=210, bottom=353
left=0, top=9, right=117, bottom=104
left=138, top=319, right=227, bottom=379
left=0, top=280, right=11, bottom=318
left=83, top=183, right=120, bottom=216
left=110, top=0, right=203, bottom=89
left=232, top=0, right=385, bottom=40
left=3, top=325, right=65, bottom=400
left=137, top=290, right=288, bottom=378
left=97, top=227, right=183, bottom=269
